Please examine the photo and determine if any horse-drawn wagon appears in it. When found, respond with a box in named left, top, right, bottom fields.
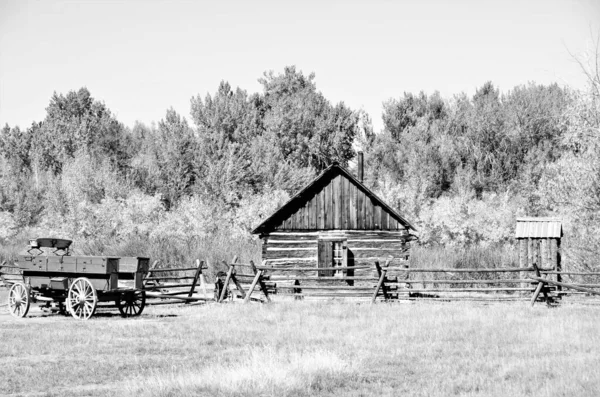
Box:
left=2, top=238, right=149, bottom=320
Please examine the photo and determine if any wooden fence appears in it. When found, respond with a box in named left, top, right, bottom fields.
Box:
left=4, top=258, right=600, bottom=308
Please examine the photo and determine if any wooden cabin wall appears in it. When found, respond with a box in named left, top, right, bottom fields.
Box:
left=518, top=238, right=560, bottom=270
left=261, top=230, right=410, bottom=281
left=274, top=174, right=405, bottom=231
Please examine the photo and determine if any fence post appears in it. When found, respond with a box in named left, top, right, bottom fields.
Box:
left=144, top=260, right=160, bottom=289
left=218, top=263, right=234, bottom=303
left=244, top=269, right=263, bottom=304
left=250, top=260, right=271, bottom=302
left=200, top=262, right=209, bottom=300
left=530, top=262, right=550, bottom=307
left=186, top=259, right=204, bottom=304
left=226, top=257, right=247, bottom=300
left=372, top=258, right=391, bottom=304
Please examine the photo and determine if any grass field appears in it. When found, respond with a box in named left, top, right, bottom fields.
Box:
left=1, top=297, right=600, bottom=397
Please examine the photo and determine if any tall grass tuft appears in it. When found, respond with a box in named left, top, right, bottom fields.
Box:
left=126, top=347, right=358, bottom=397
left=409, top=244, right=518, bottom=270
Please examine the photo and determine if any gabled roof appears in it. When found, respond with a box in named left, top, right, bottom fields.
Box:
left=251, top=163, right=417, bottom=234
left=515, top=217, right=562, bottom=238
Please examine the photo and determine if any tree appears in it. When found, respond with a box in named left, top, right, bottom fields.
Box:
left=32, top=87, right=131, bottom=173
left=0, top=123, right=35, bottom=173
left=152, top=109, right=197, bottom=208
left=260, top=66, right=359, bottom=171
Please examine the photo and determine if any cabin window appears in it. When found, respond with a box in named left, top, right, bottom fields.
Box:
left=318, top=239, right=347, bottom=277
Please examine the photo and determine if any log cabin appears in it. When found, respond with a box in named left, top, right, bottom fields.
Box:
left=251, top=153, right=417, bottom=283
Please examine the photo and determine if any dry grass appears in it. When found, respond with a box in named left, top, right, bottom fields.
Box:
left=1, top=299, right=600, bottom=397
left=409, top=244, right=518, bottom=270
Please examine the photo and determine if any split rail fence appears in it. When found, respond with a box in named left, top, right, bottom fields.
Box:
left=4, top=258, right=600, bottom=308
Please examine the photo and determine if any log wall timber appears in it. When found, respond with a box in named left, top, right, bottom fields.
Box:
left=261, top=231, right=410, bottom=281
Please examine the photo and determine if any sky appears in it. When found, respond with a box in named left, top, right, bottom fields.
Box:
left=1, top=0, right=599, bottom=133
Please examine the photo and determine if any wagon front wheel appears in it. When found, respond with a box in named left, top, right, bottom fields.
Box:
left=67, top=278, right=97, bottom=320
left=8, top=282, right=30, bottom=318
left=117, top=290, right=146, bottom=317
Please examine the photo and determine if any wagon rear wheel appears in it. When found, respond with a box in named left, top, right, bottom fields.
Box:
left=8, top=282, right=30, bottom=318
left=67, top=278, right=97, bottom=320
left=116, top=290, right=146, bottom=317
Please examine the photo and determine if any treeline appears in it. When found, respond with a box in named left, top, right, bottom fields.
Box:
left=1, top=64, right=599, bottom=269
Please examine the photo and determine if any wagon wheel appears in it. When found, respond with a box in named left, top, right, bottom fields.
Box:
left=8, top=282, right=30, bottom=318
left=67, top=278, right=97, bottom=320
left=116, top=290, right=146, bottom=317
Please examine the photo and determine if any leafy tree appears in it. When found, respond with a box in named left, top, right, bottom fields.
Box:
left=32, top=87, right=131, bottom=173
left=152, top=109, right=197, bottom=208
left=0, top=124, right=36, bottom=173
left=260, top=66, right=359, bottom=171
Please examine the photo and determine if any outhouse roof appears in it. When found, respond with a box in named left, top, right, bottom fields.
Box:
left=515, top=217, right=562, bottom=238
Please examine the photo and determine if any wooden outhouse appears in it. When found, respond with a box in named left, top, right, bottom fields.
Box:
left=251, top=155, right=417, bottom=279
left=515, top=217, right=562, bottom=282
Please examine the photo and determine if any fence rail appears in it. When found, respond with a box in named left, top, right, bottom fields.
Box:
left=4, top=255, right=600, bottom=308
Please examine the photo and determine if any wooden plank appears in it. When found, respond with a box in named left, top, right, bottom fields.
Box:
left=144, top=283, right=196, bottom=289
left=316, top=189, right=322, bottom=229
left=269, top=276, right=382, bottom=281
left=266, top=242, right=318, bottom=249
left=350, top=241, right=407, bottom=249
left=352, top=249, right=409, bottom=259
left=406, top=287, right=538, bottom=293
left=356, top=187, right=364, bottom=229
left=403, top=279, right=533, bottom=285
left=310, top=194, right=318, bottom=229
left=348, top=177, right=354, bottom=228
left=342, top=176, right=349, bottom=230
left=366, top=196, right=373, bottom=229
left=264, top=258, right=317, bottom=264
left=266, top=246, right=316, bottom=252
left=267, top=233, right=319, bottom=239
left=264, top=250, right=318, bottom=260
left=303, top=196, right=309, bottom=230
left=389, top=216, right=397, bottom=230
left=320, top=187, right=326, bottom=229
left=374, top=204, right=381, bottom=230
left=341, top=175, right=347, bottom=229
left=529, top=276, right=600, bottom=296
left=261, top=265, right=371, bottom=272
left=550, top=238, right=560, bottom=286
left=381, top=207, right=388, bottom=230
left=145, top=292, right=211, bottom=301
left=324, top=179, right=330, bottom=228
left=144, top=266, right=200, bottom=273
left=380, top=266, right=540, bottom=273
left=544, top=239, right=550, bottom=268
left=333, top=175, right=340, bottom=229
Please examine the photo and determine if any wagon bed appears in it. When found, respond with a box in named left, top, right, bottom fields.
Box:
left=3, top=238, right=149, bottom=320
